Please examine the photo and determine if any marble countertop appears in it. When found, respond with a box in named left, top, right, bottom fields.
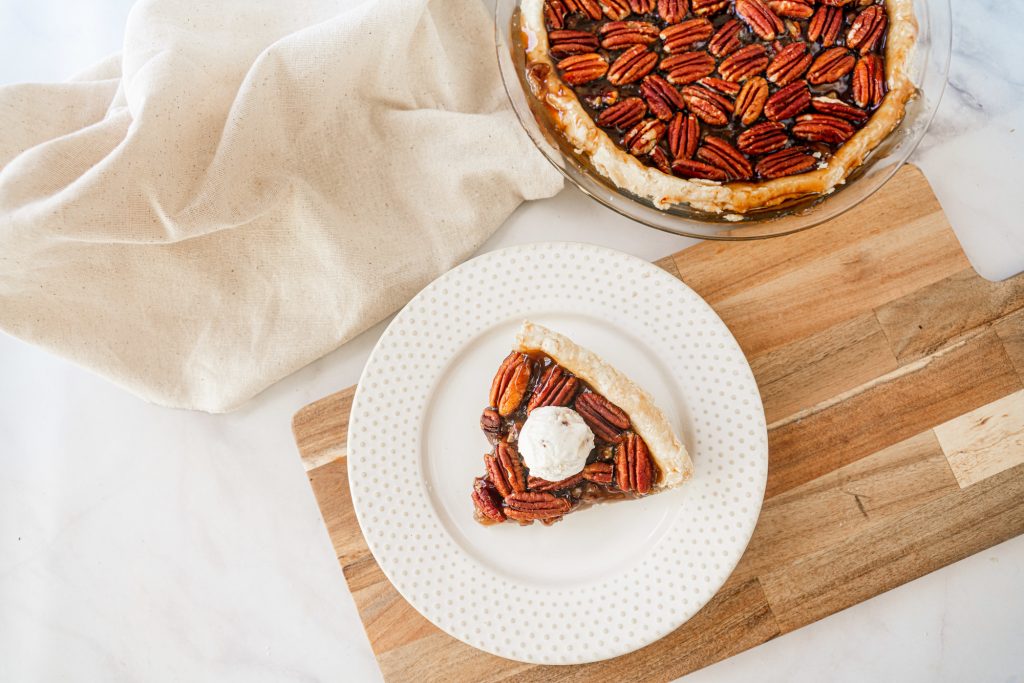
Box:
left=1, top=1, right=1022, bottom=681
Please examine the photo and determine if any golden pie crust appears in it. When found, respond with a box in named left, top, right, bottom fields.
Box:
left=515, top=321, right=693, bottom=489
left=520, top=0, right=918, bottom=214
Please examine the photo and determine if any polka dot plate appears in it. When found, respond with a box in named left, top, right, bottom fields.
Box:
left=347, top=242, right=768, bottom=664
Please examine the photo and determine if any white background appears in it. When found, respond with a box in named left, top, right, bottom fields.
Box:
left=1, top=1, right=1023, bottom=681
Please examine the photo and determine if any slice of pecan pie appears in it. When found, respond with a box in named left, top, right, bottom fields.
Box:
left=518, top=0, right=917, bottom=214
left=472, top=321, right=693, bottom=525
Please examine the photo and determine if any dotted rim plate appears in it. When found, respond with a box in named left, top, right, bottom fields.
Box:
left=347, top=242, right=768, bottom=664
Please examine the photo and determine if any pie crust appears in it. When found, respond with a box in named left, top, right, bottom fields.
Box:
left=520, top=0, right=918, bottom=214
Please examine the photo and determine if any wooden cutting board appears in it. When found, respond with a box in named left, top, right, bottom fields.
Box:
left=292, top=165, right=1024, bottom=682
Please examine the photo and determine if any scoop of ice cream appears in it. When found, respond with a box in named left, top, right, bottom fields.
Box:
left=517, top=406, right=595, bottom=482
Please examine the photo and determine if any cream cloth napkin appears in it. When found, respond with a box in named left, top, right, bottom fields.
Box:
left=0, top=0, right=562, bottom=412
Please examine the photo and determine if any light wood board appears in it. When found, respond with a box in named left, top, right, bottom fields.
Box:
left=292, top=165, right=1024, bottom=681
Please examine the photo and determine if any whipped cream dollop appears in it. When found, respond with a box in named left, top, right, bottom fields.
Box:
left=517, top=406, right=595, bottom=482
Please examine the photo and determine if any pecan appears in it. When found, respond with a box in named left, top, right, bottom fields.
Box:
left=792, top=112, right=856, bottom=143
left=650, top=146, right=673, bottom=174
left=657, top=0, right=689, bottom=23
left=549, top=30, right=600, bottom=59
left=615, top=433, right=654, bottom=494
left=488, top=351, right=531, bottom=415
left=583, top=461, right=615, bottom=484
left=574, top=391, right=630, bottom=442
left=558, top=53, right=609, bottom=85
left=734, top=76, right=769, bottom=125
left=565, top=0, right=604, bottom=20
left=659, top=18, right=713, bottom=53
left=736, top=121, right=788, bottom=154
left=545, top=0, right=569, bottom=29
left=852, top=53, right=885, bottom=108
left=596, top=97, right=647, bottom=129
left=768, top=0, right=815, bottom=18
left=480, top=408, right=502, bottom=441
left=807, top=5, right=843, bottom=46
left=764, top=80, right=810, bottom=120
left=630, top=0, right=656, bottom=11
left=668, top=112, right=700, bottom=159
left=811, top=95, right=868, bottom=122
left=599, top=0, right=632, bottom=20
left=527, top=364, right=580, bottom=411
left=472, top=477, right=505, bottom=524
left=847, top=5, right=887, bottom=54
left=756, top=146, right=817, bottom=178
left=691, top=0, right=729, bottom=16
left=504, top=491, right=572, bottom=522
left=484, top=451, right=511, bottom=497
left=607, top=45, right=658, bottom=85
left=641, top=74, right=686, bottom=119
left=672, top=157, right=728, bottom=181
left=599, top=21, right=660, bottom=49
left=735, top=0, right=784, bottom=40
left=661, top=51, right=716, bottom=85
left=623, top=118, right=667, bottom=155
left=717, top=44, right=769, bottom=82
left=681, top=84, right=733, bottom=125
left=766, top=41, right=811, bottom=86
left=528, top=472, right=584, bottom=492
left=820, top=0, right=853, bottom=5
left=706, top=29, right=745, bottom=65
left=698, top=77, right=741, bottom=95
left=495, top=441, right=527, bottom=493
left=807, top=47, right=855, bottom=85
left=697, top=136, right=753, bottom=180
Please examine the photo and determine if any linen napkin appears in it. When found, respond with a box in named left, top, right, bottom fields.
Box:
left=0, top=0, right=563, bottom=412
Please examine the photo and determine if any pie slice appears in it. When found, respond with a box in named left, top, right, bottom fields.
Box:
left=471, top=321, right=693, bottom=526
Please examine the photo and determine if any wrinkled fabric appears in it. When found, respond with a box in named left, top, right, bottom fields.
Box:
left=0, top=0, right=562, bottom=412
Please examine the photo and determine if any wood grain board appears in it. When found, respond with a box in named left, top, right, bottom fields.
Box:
left=291, top=165, right=1024, bottom=682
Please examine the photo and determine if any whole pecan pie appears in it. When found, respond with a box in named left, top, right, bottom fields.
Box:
left=519, top=0, right=916, bottom=214
left=472, top=321, right=693, bottom=526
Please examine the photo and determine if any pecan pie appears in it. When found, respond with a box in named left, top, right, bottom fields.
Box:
left=519, top=0, right=916, bottom=214
left=472, top=321, right=693, bottom=526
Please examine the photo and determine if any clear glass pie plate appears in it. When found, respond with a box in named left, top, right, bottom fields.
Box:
left=495, top=0, right=951, bottom=240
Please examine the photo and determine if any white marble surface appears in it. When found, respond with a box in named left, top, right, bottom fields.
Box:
left=1, top=1, right=1023, bottom=682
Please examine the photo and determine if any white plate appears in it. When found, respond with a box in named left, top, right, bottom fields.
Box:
left=347, top=242, right=768, bottom=664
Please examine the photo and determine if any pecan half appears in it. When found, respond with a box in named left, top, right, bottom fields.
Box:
left=599, top=0, right=632, bottom=20
left=852, top=53, right=885, bottom=108
left=734, top=76, right=769, bottom=125
left=768, top=0, right=814, bottom=19
left=607, top=45, right=658, bottom=85
left=735, top=0, right=784, bottom=40
left=659, top=18, right=713, bottom=53
left=650, top=146, right=673, bottom=174
left=623, top=118, right=667, bottom=155
left=528, top=472, right=584, bottom=492
left=767, top=41, right=811, bottom=86
left=484, top=452, right=511, bottom=497
left=583, top=461, right=615, bottom=484
left=496, top=441, right=527, bottom=493
left=698, top=76, right=741, bottom=95
left=820, top=0, right=853, bottom=5
left=847, top=5, right=887, bottom=54
left=480, top=408, right=502, bottom=441
left=549, top=30, right=600, bottom=59
left=807, top=47, right=855, bottom=85
left=472, top=477, right=506, bottom=524
left=558, top=53, right=609, bottom=85
left=615, top=433, right=654, bottom=494
left=792, top=113, right=856, bottom=143
left=661, top=51, right=716, bottom=85
left=596, top=97, right=647, bottom=129
left=691, top=0, right=729, bottom=16
left=489, top=351, right=532, bottom=415
left=811, top=95, right=868, bottom=122
left=718, top=44, right=769, bottom=82
left=574, top=392, right=630, bottom=442
left=641, top=74, right=686, bottom=119
left=807, top=5, right=843, bottom=46
left=764, top=80, right=810, bottom=120
left=565, top=0, right=603, bottom=20
left=630, top=0, right=656, bottom=11
left=697, top=136, right=753, bottom=181
left=599, top=20, right=659, bottom=49
left=504, top=491, right=572, bottom=522
left=681, top=84, right=733, bottom=125
left=756, top=146, right=817, bottom=178
left=672, top=157, right=728, bottom=181
left=708, top=19, right=742, bottom=58
left=736, top=121, right=788, bottom=154
left=545, top=0, right=569, bottom=29
left=668, top=112, right=700, bottom=159
left=657, top=0, right=689, bottom=23
left=527, top=364, right=580, bottom=412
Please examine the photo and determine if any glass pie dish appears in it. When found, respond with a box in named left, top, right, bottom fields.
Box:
left=495, top=0, right=951, bottom=240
